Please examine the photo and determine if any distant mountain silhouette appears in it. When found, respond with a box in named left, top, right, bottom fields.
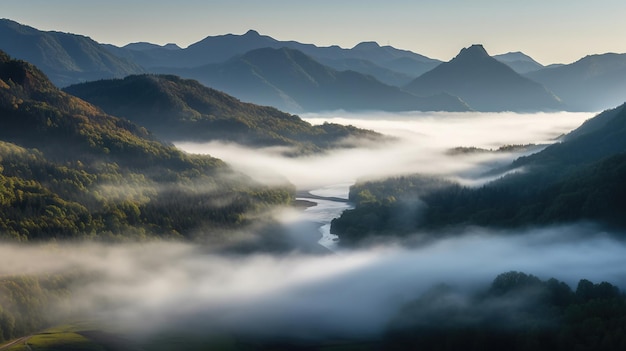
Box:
left=122, top=42, right=182, bottom=51
left=319, top=57, right=416, bottom=86
left=405, top=44, right=562, bottom=112
left=0, top=19, right=144, bottom=87
left=160, top=47, right=469, bottom=113
left=526, top=53, right=626, bottom=111
left=64, top=74, right=385, bottom=154
left=106, top=29, right=440, bottom=85
left=337, top=41, right=441, bottom=78
left=493, top=51, right=544, bottom=74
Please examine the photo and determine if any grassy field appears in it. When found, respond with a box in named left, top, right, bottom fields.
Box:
left=1, top=324, right=381, bottom=351
left=0, top=324, right=106, bottom=351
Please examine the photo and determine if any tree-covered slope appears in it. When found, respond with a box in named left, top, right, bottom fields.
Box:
left=0, top=51, right=292, bottom=241
left=0, top=19, right=144, bottom=87
left=64, top=74, right=385, bottom=154
left=386, top=271, right=626, bottom=351
left=331, top=104, right=626, bottom=243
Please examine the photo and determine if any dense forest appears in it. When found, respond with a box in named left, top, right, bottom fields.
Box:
left=331, top=104, right=626, bottom=243
left=0, top=51, right=293, bottom=242
left=64, top=74, right=386, bottom=155
left=385, top=271, right=626, bottom=351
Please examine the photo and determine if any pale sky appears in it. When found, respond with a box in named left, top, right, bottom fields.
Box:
left=3, top=0, right=626, bottom=65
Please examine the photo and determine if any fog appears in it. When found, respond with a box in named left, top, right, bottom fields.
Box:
left=1, top=225, right=625, bottom=339
left=5, top=110, right=618, bottom=342
left=176, top=111, right=592, bottom=189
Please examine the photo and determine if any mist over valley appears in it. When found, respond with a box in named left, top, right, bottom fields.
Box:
left=2, top=8, right=626, bottom=350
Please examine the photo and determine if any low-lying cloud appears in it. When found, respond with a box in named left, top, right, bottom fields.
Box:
left=2, top=224, right=625, bottom=339
left=2, top=110, right=609, bottom=342
left=176, top=111, right=592, bottom=189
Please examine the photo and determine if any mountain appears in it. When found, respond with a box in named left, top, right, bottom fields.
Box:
left=160, top=47, right=469, bottom=113
left=404, top=44, right=563, bottom=112
left=525, top=53, right=626, bottom=111
left=64, top=74, right=385, bottom=154
left=335, top=41, right=441, bottom=77
left=511, top=103, right=626, bottom=171
left=320, top=57, right=416, bottom=86
left=0, top=18, right=144, bottom=87
left=493, top=51, right=544, bottom=74
left=123, top=42, right=182, bottom=51
left=0, top=50, right=292, bottom=241
left=106, top=29, right=440, bottom=85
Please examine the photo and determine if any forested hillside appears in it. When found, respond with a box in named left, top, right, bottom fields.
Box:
left=0, top=51, right=292, bottom=241
left=332, top=104, right=626, bottom=243
left=386, top=271, right=626, bottom=351
left=64, top=74, right=385, bottom=155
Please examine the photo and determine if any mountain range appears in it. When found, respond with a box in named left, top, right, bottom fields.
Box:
left=0, top=19, right=144, bottom=87
left=2, top=18, right=626, bottom=112
left=159, top=47, right=469, bottom=112
left=526, top=53, right=626, bottom=111
left=107, top=29, right=442, bottom=81
left=63, top=74, right=386, bottom=154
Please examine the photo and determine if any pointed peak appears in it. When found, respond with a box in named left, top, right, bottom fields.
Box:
left=352, top=41, right=381, bottom=50
left=455, top=44, right=490, bottom=60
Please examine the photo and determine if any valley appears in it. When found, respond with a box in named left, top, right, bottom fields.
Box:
left=2, top=4, right=626, bottom=349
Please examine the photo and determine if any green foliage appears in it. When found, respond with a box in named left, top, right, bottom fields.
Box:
left=385, top=272, right=626, bottom=351
left=332, top=104, right=626, bottom=243
left=64, top=74, right=386, bottom=155
left=0, top=51, right=293, bottom=241
left=0, top=275, right=76, bottom=344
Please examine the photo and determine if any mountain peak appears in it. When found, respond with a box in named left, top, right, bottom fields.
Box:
left=243, top=29, right=261, bottom=37
left=494, top=51, right=540, bottom=64
left=352, top=41, right=381, bottom=50
left=404, top=44, right=562, bottom=112
left=456, top=44, right=490, bottom=60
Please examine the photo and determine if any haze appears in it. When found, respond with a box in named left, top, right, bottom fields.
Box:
left=2, top=107, right=624, bottom=343
left=4, top=1, right=626, bottom=64
left=176, top=111, right=592, bottom=189
left=1, top=225, right=624, bottom=339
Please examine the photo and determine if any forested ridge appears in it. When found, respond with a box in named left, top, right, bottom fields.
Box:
left=331, top=103, right=626, bottom=242
left=64, top=74, right=386, bottom=155
left=0, top=51, right=293, bottom=241
left=386, top=271, right=626, bottom=351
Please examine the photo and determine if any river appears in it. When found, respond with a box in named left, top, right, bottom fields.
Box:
left=294, top=183, right=354, bottom=251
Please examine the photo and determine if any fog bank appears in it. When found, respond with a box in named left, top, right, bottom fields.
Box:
left=1, top=224, right=625, bottom=339
left=176, top=111, right=592, bottom=189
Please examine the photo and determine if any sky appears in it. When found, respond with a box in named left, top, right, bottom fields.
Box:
left=3, top=1, right=626, bottom=65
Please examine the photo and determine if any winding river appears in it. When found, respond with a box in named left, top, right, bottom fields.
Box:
left=294, top=183, right=354, bottom=251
